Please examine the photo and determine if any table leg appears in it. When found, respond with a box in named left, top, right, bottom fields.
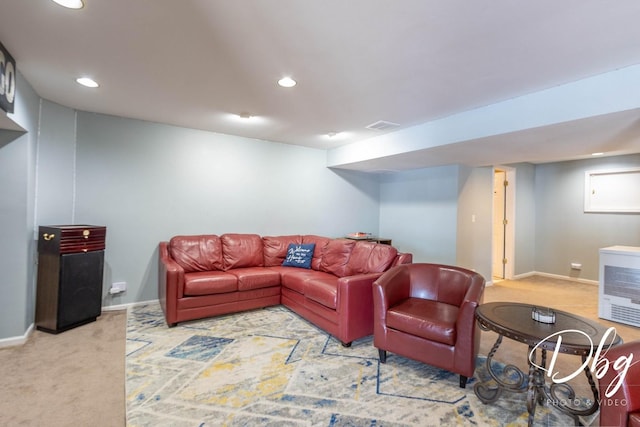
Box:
left=536, top=354, right=600, bottom=425
left=474, top=334, right=528, bottom=404
left=527, top=346, right=549, bottom=426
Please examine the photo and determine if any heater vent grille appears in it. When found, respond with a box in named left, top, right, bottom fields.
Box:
left=611, top=303, right=640, bottom=327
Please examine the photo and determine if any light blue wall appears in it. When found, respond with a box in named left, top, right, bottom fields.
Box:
left=511, top=163, right=536, bottom=276
left=378, top=156, right=640, bottom=284
left=534, top=154, right=640, bottom=280
left=456, top=166, right=493, bottom=280
left=378, top=165, right=459, bottom=263
left=72, top=112, right=380, bottom=305
left=0, top=71, right=40, bottom=339
left=35, top=100, right=77, bottom=225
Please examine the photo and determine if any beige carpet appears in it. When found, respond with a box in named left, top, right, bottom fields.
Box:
left=0, top=309, right=126, bottom=426
left=1, top=276, right=638, bottom=426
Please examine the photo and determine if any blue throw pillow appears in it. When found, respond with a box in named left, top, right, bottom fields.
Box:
left=282, top=243, right=315, bottom=269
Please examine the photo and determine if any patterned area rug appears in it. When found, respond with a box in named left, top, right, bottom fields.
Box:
left=126, top=303, right=594, bottom=426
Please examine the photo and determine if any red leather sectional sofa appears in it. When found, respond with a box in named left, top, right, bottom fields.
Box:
left=159, top=233, right=412, bottom=346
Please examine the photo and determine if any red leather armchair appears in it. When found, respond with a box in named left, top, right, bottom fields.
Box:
left=372, top=263, right=485, bottom=388
left=598, top=340, right=640, bottom=427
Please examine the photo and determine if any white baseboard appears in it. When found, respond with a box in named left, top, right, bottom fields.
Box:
left=512, top=271, right=598, bottom=286
left=0, top=322, right=34, bottom=349
left=102, top=298, right=159, bottom=312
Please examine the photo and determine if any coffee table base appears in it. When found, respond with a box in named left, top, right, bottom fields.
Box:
left=474, top=333, right=600, bottom=427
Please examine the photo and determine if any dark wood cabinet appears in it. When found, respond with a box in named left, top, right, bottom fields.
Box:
left=35, top=225, right=106, bottom=333
left=345, top=236, right=392, bottom=245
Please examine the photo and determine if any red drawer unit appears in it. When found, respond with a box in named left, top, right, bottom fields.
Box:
left=38, top=225, right=106, bottom=255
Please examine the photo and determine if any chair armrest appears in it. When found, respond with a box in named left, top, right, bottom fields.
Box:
left=599, top=340, right=640, bottom=427
left=457, top=274, right=485, bottom=328
left=372, top=265, right=410, bottom=316
left=451, top=273, right=485, bottom=375
left=463, top=274, right=486, bottom=305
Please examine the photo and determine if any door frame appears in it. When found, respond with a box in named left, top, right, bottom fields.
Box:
left=493, top=166, right=515, bottom=280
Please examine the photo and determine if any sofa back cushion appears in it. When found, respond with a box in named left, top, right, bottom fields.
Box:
left=347, top=241, right=398, bottom=275
left=435, top=267, right=476, bottom=307
left=408, top=264, right=474, bottom=307
left=302, top=235, right=330, bottom=270
left=262, top=235, right=302, bottom=266
left=319, top=238, right=356, bottom=277
left=221, top=233, right=264, bottom=270
left=169, top=235, right=224, bottom=273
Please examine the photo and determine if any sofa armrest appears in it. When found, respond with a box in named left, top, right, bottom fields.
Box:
left=337, top=272, right=385, bottom=343
left=339, top=273, right=383, bottom=305
left=158, top=242, right=185, bottom=326
left=392, top=252, right=413, bottom=266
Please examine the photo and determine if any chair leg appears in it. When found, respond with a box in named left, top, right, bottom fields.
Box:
left=459, top=375, right=467, bottom=388
left=378, top=349, right=387, bottom=363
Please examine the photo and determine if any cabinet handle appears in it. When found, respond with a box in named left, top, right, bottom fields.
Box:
left=43, top=233, right=55, bottom=241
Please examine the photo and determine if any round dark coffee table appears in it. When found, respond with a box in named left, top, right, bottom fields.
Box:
left=474, top=301, right=622, bottom=426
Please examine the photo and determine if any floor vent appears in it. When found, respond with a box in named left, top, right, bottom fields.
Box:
left=365, top=120, right=400, bottom=131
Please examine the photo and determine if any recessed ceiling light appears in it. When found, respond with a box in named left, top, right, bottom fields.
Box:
left=76, top=77, right=99, bottom=88
left=591, top=152, right=604, bottom=156
left=238, top=112, right=252, bottom=120
left=51, top=0, right=84, bottom=9
left=278, top=77, right=297, bottom=88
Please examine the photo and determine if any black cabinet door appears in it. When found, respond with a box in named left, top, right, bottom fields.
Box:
left=56, top=251, right=104, bottom=331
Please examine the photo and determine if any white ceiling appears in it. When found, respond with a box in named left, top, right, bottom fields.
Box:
left=2, top=0, right=640, bottom=170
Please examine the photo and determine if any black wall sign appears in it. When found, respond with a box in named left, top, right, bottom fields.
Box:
left=0, top=41, right=16, bottom=114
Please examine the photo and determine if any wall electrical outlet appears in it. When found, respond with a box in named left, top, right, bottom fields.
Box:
left=110, top=281, right=127, bottom=294
left=570, top=263, right=582, bottom=270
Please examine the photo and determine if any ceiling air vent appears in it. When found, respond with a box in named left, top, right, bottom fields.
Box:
left=365, top=120, right=400, bottom=131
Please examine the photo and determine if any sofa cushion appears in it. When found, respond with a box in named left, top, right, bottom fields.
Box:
left=346, top=241, right=398, bottom=275
left=387, top=298, right=458, bottom=346
left=221, top=233, right=264, bottom=270
left=229, top=267, right=281, bottom=291
left=304, top=277, right=339, bottom=309
left=281, top=269, right=329, bottom=295
left=263, top=235, right=302, bottom=266
left=302, top=235, right=330, bottom=270
left=169, top=235, right=224, bottom=273
left=319, top=238, right=356, bottom=277
left=282, top=243, right=315, bottom=269
left=183, top=271, right=238, bottom=296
